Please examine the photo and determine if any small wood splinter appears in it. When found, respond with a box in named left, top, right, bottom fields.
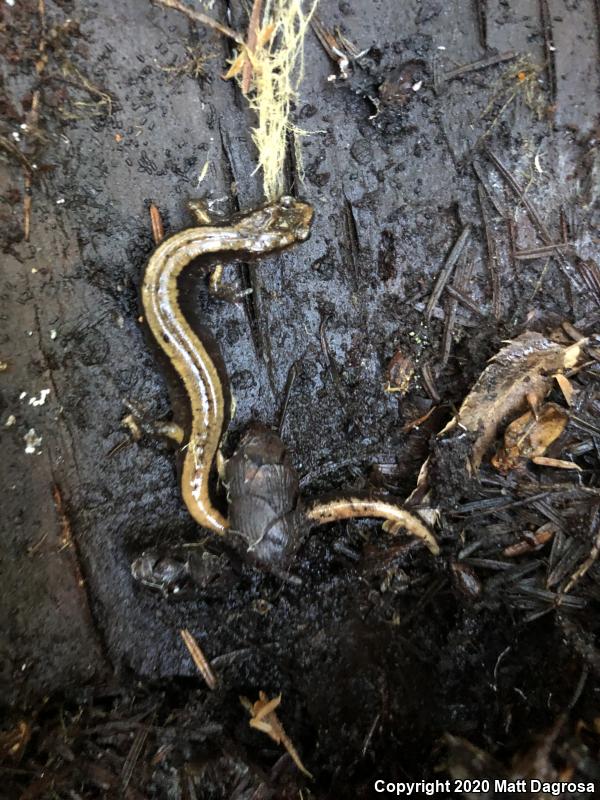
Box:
left=180, top=628, right=217, bottom=690
left=149, top=203, right=164, bottom=246
left=306, top=498, right=440, bottom=556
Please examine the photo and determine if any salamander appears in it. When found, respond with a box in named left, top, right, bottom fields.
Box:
left=140, top=195, right=439, bottom=569
left=141, top=196, right=314, bottom=534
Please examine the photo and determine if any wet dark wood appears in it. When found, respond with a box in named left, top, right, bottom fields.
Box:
left=1, top=0, right=599, bottom=699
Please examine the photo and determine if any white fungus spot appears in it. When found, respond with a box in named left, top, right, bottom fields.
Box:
left=24, top=428, right=43, bottom=454
left=29, top=388, right=50, bottom=407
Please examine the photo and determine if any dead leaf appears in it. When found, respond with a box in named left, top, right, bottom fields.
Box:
left=241, top=691, right=312, bottom=778
left=439, top=332, right=587, bottom=473
left=531, top=456, right=581, bottom=470
left=222, top=24, right=275, bottom=84
left=554, top=373, right=574, bottom=406
left=384, top=350, right=414, bottom=395
left=492, top=403, right=568, bottom=472
left=222, top=50, right=247, bottom=80
left=0, top=720, right=31, bottom=763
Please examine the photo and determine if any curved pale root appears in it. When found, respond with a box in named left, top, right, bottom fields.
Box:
left=305, top=497, right=440, bottom=556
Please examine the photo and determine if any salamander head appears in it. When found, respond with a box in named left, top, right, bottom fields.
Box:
left=235, top=196, right=314, bottom=250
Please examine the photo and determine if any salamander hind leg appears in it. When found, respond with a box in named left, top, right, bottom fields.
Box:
left=121, top=399, right=185, bottom=446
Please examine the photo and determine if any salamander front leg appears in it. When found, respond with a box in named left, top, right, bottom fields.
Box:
left=208, top=263, right=253, bottom=303
left=120, top=399, right=184, bottom=446
left=187, top=199, right=213, bottom=225
left=187, top=200, right=253, bottom=303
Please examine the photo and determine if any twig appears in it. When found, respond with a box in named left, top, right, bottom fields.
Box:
left=539, top=0, right=557, bottom=105
left=58, top=65, right=113, bottom=115
left=441, top=255, right=475, bottom=367
left=477, top=184, right=501, bottom=319
left=361, top=713, right=381, bottom=758
left=472, top=160, right=507, bottom=218
left=562, top=504, right=600, bottom=595
left=449, top=490, right=554, bottom=517
left=445, top=285, right=486, bottom=317
left=421, top=362, right=441, bottom=403
left=121, top=726, right=150, bottom=792
left=52, top=485, right=77, bottom=555
left=0, top=137, right=35, bottom=175
left=560, top=207, right=569, bottom=243
left=444, top=51, right=516, bottom=81
left=36, top=0, right=47, bottom=72
left=572, top=255, right=600, bottom=299
left=432, top=55, right=441, bottom=94
left=473, top=0, right=487, bottom=49
left=27, top=532, right=48, bottom=556
left=596, top=0, right=600, bottom=62
left=151, top=0, right=244, bottom=44
left=485, top=148, right=584, bottom=293
left=506, top=215, right=518, bottom=279
left=0, top=134, right=36, bottom=242
left=485, top=149, right=553, bottom=242
left=514, top=243, right=571, bottom=260
left=180, top=629, right=218, bottom=690
left=425, top=224, right=472, bottom=321
left=149, top=203, right=164, bottom=245
left=319, top=314, right=344, bottom=398
left=20, top=0, right=49, bottom=239
left=242, top=0, right=263, bottom=94
left=278, top=360, right=298, bottom=435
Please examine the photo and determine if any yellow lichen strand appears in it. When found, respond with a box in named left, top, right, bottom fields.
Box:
left=245, top=0, right=318, bottom=200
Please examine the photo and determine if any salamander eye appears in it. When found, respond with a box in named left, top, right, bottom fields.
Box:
left=280, top=195, right=293, bottom=209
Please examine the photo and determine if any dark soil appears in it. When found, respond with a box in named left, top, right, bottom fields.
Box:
left=1, top=0, right=600, bottom=797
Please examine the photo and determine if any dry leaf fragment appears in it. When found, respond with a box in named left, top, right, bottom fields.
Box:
left=554, top=373, right=574, bottom=406
left=0, top=720, right=31, bottom=763
left=241, top=691, right=312, bottom=778
left=492, top=402, right=568, bottom=472
left=531, top=456, right=582, bottom=470
left=439, top=332, right=587, bottom=473
left=384, top=350, right=414, bottom=395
